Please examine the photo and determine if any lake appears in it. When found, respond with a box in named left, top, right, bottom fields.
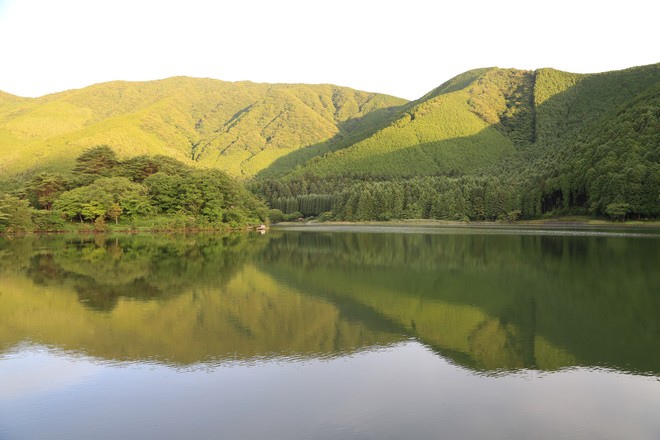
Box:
left=1, top=225, right=658, bottom=440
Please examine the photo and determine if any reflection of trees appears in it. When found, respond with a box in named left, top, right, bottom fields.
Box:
left=260, top=231, right=660, bottom=375
left=1, top=230, right=658, bottom=374
left=0, top=234, right=400, bottom=363
left=20, top=233, right=268, bottom=311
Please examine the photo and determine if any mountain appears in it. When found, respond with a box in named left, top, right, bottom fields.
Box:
left=1, top=63, right=657, bottom=220
left=0, top=77, right=405, bottom=180
left=264, top=68, right=527, bottom=179
left=259, top=63, right=659, bottom=219
left=268, top=64, right=658, bottom=180
left=0, top=91, right=26, bottom=105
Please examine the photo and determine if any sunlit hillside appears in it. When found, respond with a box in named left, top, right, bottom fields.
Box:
left=259, top=63, right=659, bottom=220
left=0, top=77, right=405, bottom=180
left=271, top=64, right=659, bottom=180
left=268, top=68, right=531, bottom=178
left=1, top=64, right=657, bottom=221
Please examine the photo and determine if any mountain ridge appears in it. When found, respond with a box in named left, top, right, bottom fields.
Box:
left=1, top=63, right=658, bottom=220
left=271, top=63, right=658, bottom=181
left=0, top=76, right=406, bottom=179
left=257, top=63, right=658, bottom=220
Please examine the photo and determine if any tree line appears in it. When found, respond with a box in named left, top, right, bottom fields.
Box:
left=258, top=87, right=659, bottom=223
left=260, top=175, right=523, bottom=222
left=0, top=146, right=267, bottom=233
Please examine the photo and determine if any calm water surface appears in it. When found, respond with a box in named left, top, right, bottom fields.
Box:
left=1, top=226, right=658, bottom=440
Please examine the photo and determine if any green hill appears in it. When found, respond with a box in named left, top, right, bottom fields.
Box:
left=266, top=64, right=658, bottom=180
left=517, top=65, right=660, bottom=216
left=0, top=77, right=405, bottom=180
left=259, top=63, right=659, bottom=219
left=1, top=64, right=657, bottom=221
left=261, top=67, right=541, bottom=180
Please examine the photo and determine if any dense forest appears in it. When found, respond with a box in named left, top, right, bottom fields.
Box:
left=0, top=146, right=267, bottom=232
left=0, top=63, right=658, bottom=230
left=258, top=65, right=659, bottom=221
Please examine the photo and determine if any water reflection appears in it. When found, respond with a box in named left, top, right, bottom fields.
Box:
left=0, top=234, right=401, bottom=363
left=260, top=230, right=659, bottom=375
left=0, top=228, right=658, bottom=375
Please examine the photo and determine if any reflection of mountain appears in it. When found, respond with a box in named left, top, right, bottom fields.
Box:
left=0, top=234, right=401, bottom=363
left=258, top=231, right=660, bottom=375
left=0, top=231, right=658, bottom=375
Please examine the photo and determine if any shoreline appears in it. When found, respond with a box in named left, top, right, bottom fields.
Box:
left=273, top=218, right=660, bottom=228
left=269, top=219, right=660, bottom=238
left=2, top=217, right=659, bottom=238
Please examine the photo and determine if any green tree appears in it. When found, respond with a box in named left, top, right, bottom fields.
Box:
left=145, top=168, right=266, bottom=224
left=117, top=155, right=189, bottom=182
left=268, top=209, right=284, bottom=223
left=356, top=190, right=375, bottom=220
left=74, top=145, right=118, bottom=178
left=54, top=177, right=151, bottom=222
left=81, top=201, right=108, bottom=221
left=143, top=172, right=181, bottom=213
left=605, top=203, right=630, bottom=221
left=26, top=173, right=67, bottom=210
left=0, top=194, right=34, bottom=232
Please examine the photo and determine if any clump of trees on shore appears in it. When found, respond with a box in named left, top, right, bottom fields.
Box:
left=0, top=146, right=267, bottom=233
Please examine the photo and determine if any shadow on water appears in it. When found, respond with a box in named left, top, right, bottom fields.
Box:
left=0, top=229, right=658, bottom=375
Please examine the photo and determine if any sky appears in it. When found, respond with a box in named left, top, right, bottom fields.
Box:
left=0, top=0, right=658, bottom=100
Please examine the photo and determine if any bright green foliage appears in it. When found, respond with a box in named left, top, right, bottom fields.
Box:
left=145, top=169, right=267, bottom=225
left=28, top=146, right=268, bottom=229
left=54, top=177, right=152, bottom=222
left=0, top=145, right=269, bottom=231
left=115, top=155, right=190, bottom=182
left=0, top=78, right=404, bottom=180
left=30, top=209, right=65, bottom=231
left=280, top=72, right=517, bottom=179
left=466, top=68, right=535, bottom=147
left=1, top=64, right=658, bottom=224
left=142, top=172, right=183, bottom=213
left=75, top=145, right=118, bottom=175
left=0, top=193, right=34, bottom=232
left=262, top=63, right=659, bottom=220
left=268, top=209, right=285, bottom=223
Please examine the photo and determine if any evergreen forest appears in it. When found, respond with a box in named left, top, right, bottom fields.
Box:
left=0, top=63, right=658, bottom=231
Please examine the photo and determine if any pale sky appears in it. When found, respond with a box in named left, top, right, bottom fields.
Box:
left=0, top=0, right=657, bottom=100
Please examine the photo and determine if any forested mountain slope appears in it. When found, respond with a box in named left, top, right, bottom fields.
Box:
left=266, top=68, right=531, bottom=179
left=514, top=65, right=660, bottom=217
left=1, top=63, right=657, bottom=222
left=267, top=64, right=658, bottom=179
left=0, top=78, right=405, bottom=179
left=260, top=63, right=659, bottom=219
